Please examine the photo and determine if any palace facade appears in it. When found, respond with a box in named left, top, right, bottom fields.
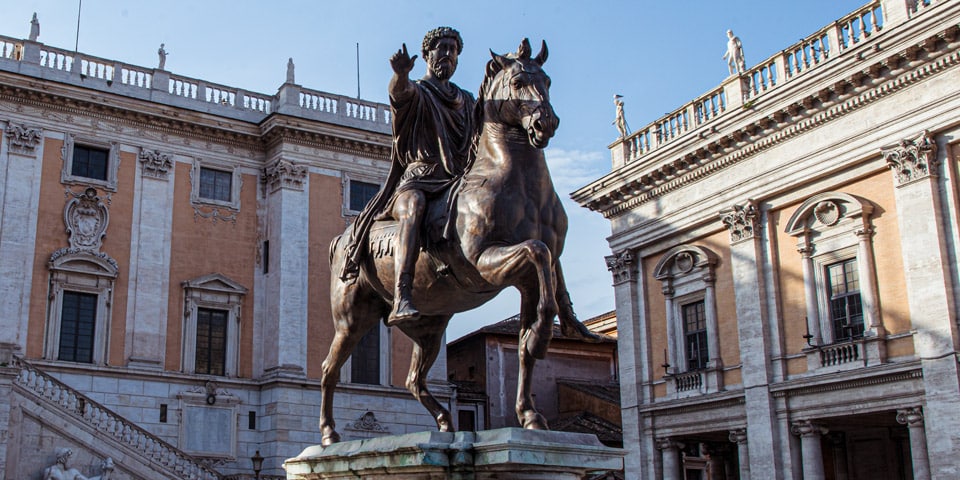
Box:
left=0, top=21, right=448, bottom=479
left=574, top=1, right=960, bottom=479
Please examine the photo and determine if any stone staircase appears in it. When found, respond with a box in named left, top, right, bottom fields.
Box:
left=7, top=356, right=224, bottom=479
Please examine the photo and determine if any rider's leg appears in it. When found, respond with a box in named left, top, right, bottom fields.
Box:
left=388, top=189, right=425, bottom=325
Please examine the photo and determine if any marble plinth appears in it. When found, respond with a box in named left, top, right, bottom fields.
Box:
left=284, top=428, right=624, bottom=479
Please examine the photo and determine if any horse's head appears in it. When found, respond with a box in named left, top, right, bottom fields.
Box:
left=481, top=38, right=559, bottom=149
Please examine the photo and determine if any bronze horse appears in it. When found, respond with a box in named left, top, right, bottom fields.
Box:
left=320, top=38, right=597, bottom=446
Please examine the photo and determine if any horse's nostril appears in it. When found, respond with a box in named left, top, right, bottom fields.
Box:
left=534, top=120, right=543, bottom=131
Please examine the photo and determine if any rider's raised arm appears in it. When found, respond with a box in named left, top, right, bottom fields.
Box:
left=389, top=43, right=417, bottom=103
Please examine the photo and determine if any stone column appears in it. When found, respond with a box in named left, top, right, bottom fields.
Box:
left=261, top=158, right=309, bottom=378
left=883, top=132, right=960, bottom=478
left=605, top=250, right=654, bottom=479
left=729, top=428, right=750, bottom=480
left=0, top=123, right=44, bottom=355
left=798, top=243, right=822, bottom=345
left=702, top=272, right=720, bottom=370
left=791, top=421, right=827, bottom=480
left=720, top=202, right=785, bottom=479
left=854, top=227, right=882, bottom=335
left=896, top=407, right=930, bottom=480
left=124, top=148, right=176, bottom=369
left=656, top=437, right=684, bottom=480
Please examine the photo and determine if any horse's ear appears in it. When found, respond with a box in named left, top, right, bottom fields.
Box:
left=534, top=40, right=548, bottom=66
left=489, top=49, right=509, bottom=74
left=517, top=38, right=532, bottom=59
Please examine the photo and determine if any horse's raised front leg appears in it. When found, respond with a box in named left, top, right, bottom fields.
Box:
left=398, top=316, right=454, bottom=432
left=474, top=240, right=557, bottom=430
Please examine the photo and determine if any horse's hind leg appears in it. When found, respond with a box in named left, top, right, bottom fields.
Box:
left=319, top=285, right=385, bottom=446
left=398, top=316, right=454, bottom=432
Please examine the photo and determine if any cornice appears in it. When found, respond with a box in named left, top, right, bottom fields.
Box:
left=0, top=75, right=391, bottom=161
left=582, top=25, right=960, bottom=219
left=260, top=122, right=391, bottom=161
left=0, top=79, right=262, bottom=150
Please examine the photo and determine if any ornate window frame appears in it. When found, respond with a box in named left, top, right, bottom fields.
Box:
left=785, top=191, right=884, bottom=369
left=181, top=274, right=247, bottom=377
left=342, top=173, right=382, bottom=217
left=653, top=245, right=722, bottom=397
left=45, top=252, right=118, bottom=365
left=60, top=133, right=120, bottom=191
left=190, top=159, right=241, bottom=210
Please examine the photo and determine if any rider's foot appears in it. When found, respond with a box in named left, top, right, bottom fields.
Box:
left=387, top=298, right=420, bottom=326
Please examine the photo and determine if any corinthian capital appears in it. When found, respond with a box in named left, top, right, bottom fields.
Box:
left=720, top=200, right=759, bottom=244
left=605, top=249, right=635, bottom=284
left=882, top=130, right=938, bottom=186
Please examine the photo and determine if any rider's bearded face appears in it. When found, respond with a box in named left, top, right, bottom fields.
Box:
left=427, top=37, right=459, bottom=81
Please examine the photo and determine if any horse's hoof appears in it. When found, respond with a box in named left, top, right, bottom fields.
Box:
left=321, top=430, right=341, bottom=447
left=561, top=320, right=603, bottom=343
left=520, top=411, right=549, bottom=430
left=436, top=413, right=455, bottom=432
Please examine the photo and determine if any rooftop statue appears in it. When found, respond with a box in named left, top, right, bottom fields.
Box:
left=723, top=29, right=746, bottom=75
left=286, top=57, right=295, bottom=84
left=157, top=43, right=168, bottom=70
left=322, top=29, right=599, bottom=446
left=613, top=94, right=630, bottom=138
left=29, top=12, right=40, bottom=42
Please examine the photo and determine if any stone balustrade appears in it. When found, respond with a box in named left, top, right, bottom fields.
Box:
left=614, top=0, right=889, bottom=168
left=674, top=370, right=703, bottom=392
left=12, top=356, right=223, bottom=480
left=0, top=34, right=390, bottom=133
left=819, top=341, right=861, bottom=367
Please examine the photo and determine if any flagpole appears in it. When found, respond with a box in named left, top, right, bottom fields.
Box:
left=356, top=42, right=361, bottom=99
left=74, top=0, right=82, bottom=52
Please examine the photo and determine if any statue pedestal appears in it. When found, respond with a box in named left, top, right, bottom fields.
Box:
left=284, top=428, right=624, bottom=479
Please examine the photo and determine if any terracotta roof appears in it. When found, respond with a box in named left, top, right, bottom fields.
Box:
left=552, top=410, right=622, bottom=446
left=557, top=379, right=621, bottom=405
left=455, top=315, right=617, bottom=343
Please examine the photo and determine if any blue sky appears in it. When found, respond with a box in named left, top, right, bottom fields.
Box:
left=0, top=1, right=861, bottom=341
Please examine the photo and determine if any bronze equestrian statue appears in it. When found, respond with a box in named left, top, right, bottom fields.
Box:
left=321, top=29, right=598, bottom=446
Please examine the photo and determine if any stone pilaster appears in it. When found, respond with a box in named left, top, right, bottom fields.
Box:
left=261, top=158, right=309, bottom=378
left=883, top=131, right=960, bottom=478
left=896, top=407, right=930, bottom=480
left=791, top=421, right=827, bottom=480
left=124, top=148, right=176, bottom=369
left=0, top=123, right=44, bottom=352
left=605, top=249, right=653, bottom=479
left=729, top=428, right=750, bottom=480
left=719, top=201, right=784, bottom=478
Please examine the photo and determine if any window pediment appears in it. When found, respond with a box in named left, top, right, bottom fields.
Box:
left=654, top=245, right=718, bottom=281
left=182, top=273, right=248, bottom=296
left=785, top=192, right=874, bottom=237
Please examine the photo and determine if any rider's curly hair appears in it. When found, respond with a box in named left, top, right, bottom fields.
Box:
left=422, top=26, right=463, bottom=57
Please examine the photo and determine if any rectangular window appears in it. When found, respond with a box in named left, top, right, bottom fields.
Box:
left=828, top=259, right=864, bottom=341
left=349, top=180, right=380, bottom=211
left=195, top=308, right=228, bottom=376
left=351, top=325, right=380, bottom=385
left=458, top=410, right=477, bottom=432
left=682, top=301, right=709, bottom=371
left=199, top=167, right=233, bottom=202
left=59, top=291, right=97, bottom=363
left=71, top=145, right=109, bottom=181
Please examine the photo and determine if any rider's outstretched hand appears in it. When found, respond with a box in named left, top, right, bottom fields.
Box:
left=390, top=43, right=418, bottom=76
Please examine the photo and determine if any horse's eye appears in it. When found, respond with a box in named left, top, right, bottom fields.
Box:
left=511, top=80, right=522, bottom=90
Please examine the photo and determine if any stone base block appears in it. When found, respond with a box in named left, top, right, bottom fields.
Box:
left=284, top=428, right=624, bottom=479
